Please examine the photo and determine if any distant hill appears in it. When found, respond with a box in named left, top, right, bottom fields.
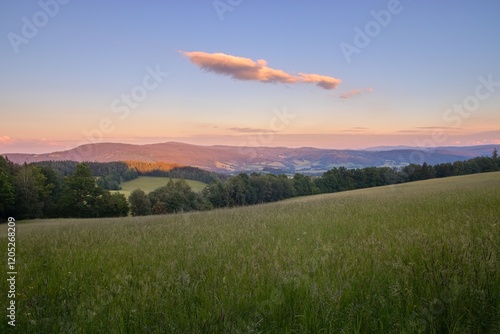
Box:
left=2, top=142, right=498, bottom=174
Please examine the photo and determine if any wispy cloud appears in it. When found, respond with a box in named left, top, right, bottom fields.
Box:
left=228, top=127, right=275, bottom=134
left=398, top=126, right=462, bottom=134
left=340, top=87, right=374, bottom=99
left=182, top=51, right=342, bottom=90
left=0, top=137, right=79, bottom=154
left=415, top=126, right=460, bottom=130
left=341, top=127, right=369, bottom=133
left=298, top=73, right=342, bottom=90
left=0, top=135, right=14, bottom=143
left=397, top=130, right=420, bottom=133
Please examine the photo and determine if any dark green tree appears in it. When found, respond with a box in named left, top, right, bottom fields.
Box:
left=129, top=189, right=152, bottom=216
left=98, top=192, right=129, bottom=217
left=421, top=162, right=436, bottom=180
left=202, top=180, right=230, bottom=208
left=452, top=161, right=465, bottom=176
left=270, top=174, right=296, bottom=201
left=295, top=173, right=319, bottom=196
left=122, top=168, right=139, bottom=181
left=493, top=148, right=500, bottom=170
left=434, top=163, right=453, bottom=178
left=59, top=163, right=103, bottom=218
left=249, top=173, right=272, bottom=203
left=38, top=165, right=63, bottom=217
left=402, top=164, right=423, bottom=181
left=148, top=179, right=207, bottom=214
left=225, top=174, right=250, bottom=206
left=96, top=172, right=121, bottom=190
left=316, top=167, right=354, bottom=193
left=0, top=157, right=15, bottom=218
left=13, top=164, right=47, bottom=219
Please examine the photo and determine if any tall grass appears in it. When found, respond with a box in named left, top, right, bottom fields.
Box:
left=1, top=172, right=499, bottom=333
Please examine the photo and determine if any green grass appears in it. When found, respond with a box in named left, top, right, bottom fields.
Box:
left=117, top=176, right=207, bottom=197
left=2, top=172, right=499, bottom=333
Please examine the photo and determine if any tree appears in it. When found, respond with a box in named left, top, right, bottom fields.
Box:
left=421, top=162, right=436, bottom=180
left=493, top=148, right=500, bottom=170
left=434, top=163, right=453, bottom=178
left=122, top=168, right=138, bottom=181
left=129, top=189, right=152, bottom=216
left=452, top=161, right=465, bottom=176
left=13, top=164, right=43, bottom=219
left=59, top=163, right=104, bottom=218
left=98, top=192, right=129, bottom=217
left=38, top=165, right=63, bottom=217
left=0, top=157, right=15, bottom=218
left=202, top=180, right=230, bottom=208
left=249, top=173, right=272, bottom=203
left=96, top=172, right=121, bottom=190
left=148, top=179, right=206, bottom=214
left=269, top=174, right=296, bottom=201
left=402, top=164, right=424, bottom=181
left=293, top=173, right=312, bottom=196
left=316, top=167, right=354, bottom=193
left=225, top=174, right=250, bottom=206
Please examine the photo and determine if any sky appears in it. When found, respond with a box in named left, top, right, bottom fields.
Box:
left=1, top=0, right=499, bottom=153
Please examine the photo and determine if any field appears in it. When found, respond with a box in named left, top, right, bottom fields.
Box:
left=117, top=176, right=207, bottom=198
left=2, top=172, right=499, bottom=333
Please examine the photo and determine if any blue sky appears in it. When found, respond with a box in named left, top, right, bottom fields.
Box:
left=1, top=0, right=499, bottom=153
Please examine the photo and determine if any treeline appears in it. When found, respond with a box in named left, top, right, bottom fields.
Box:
left=34, top=161, right=221, bottom=189
left=1, top=149, right=498, bottom=219
left=124, top=160, right=181, bottom=173
left=138, top=165, right=224, bottom=184
left=34, top=161, right=139, bottom=190
left=34, top=161, right=138, bottom=178
left=125, top=161, right=223, bottom=183
left=0, top=159, right=128, bottom=219
left=128, top=150, right=500, bottom=215
left=129, top=179, right=210, bottom=216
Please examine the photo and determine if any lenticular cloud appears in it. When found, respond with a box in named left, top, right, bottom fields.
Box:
left=182, top=51, right=342, bottom=90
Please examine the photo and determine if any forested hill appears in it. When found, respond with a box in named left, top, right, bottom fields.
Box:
left=1, top=150, right=499, bottom=220
left=3, top=142, right=498, bottom=174
left=32, top=161, right=221, bottom=184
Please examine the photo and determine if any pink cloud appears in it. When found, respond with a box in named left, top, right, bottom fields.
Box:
left=299, top=73, right=342, bottom=90
left=340, top=87, right=374, bottom=99
left=182, top=51, right=341, bottom=89
left=0, top=136, right=14, bottom=143
left=340, top=89, right=362, bottom=99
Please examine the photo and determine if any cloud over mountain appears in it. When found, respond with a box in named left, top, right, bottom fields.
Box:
left=182, top=51, right=341, bottom=90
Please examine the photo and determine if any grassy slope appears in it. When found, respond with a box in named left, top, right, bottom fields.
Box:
left=2, top=172, right=499, bottom=333
left=117, top=176, right=207, bottom=198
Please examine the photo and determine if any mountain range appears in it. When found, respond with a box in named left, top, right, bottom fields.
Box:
left=2, top=142, right=498, bottom=175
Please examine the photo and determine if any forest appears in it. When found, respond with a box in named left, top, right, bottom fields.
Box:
left=0, top=148, right=498, bottom=219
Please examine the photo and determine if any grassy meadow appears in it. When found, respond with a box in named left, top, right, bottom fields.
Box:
left=117, top=176, right=207, bottom=198
left=2, top=172, right=499, bottom=333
